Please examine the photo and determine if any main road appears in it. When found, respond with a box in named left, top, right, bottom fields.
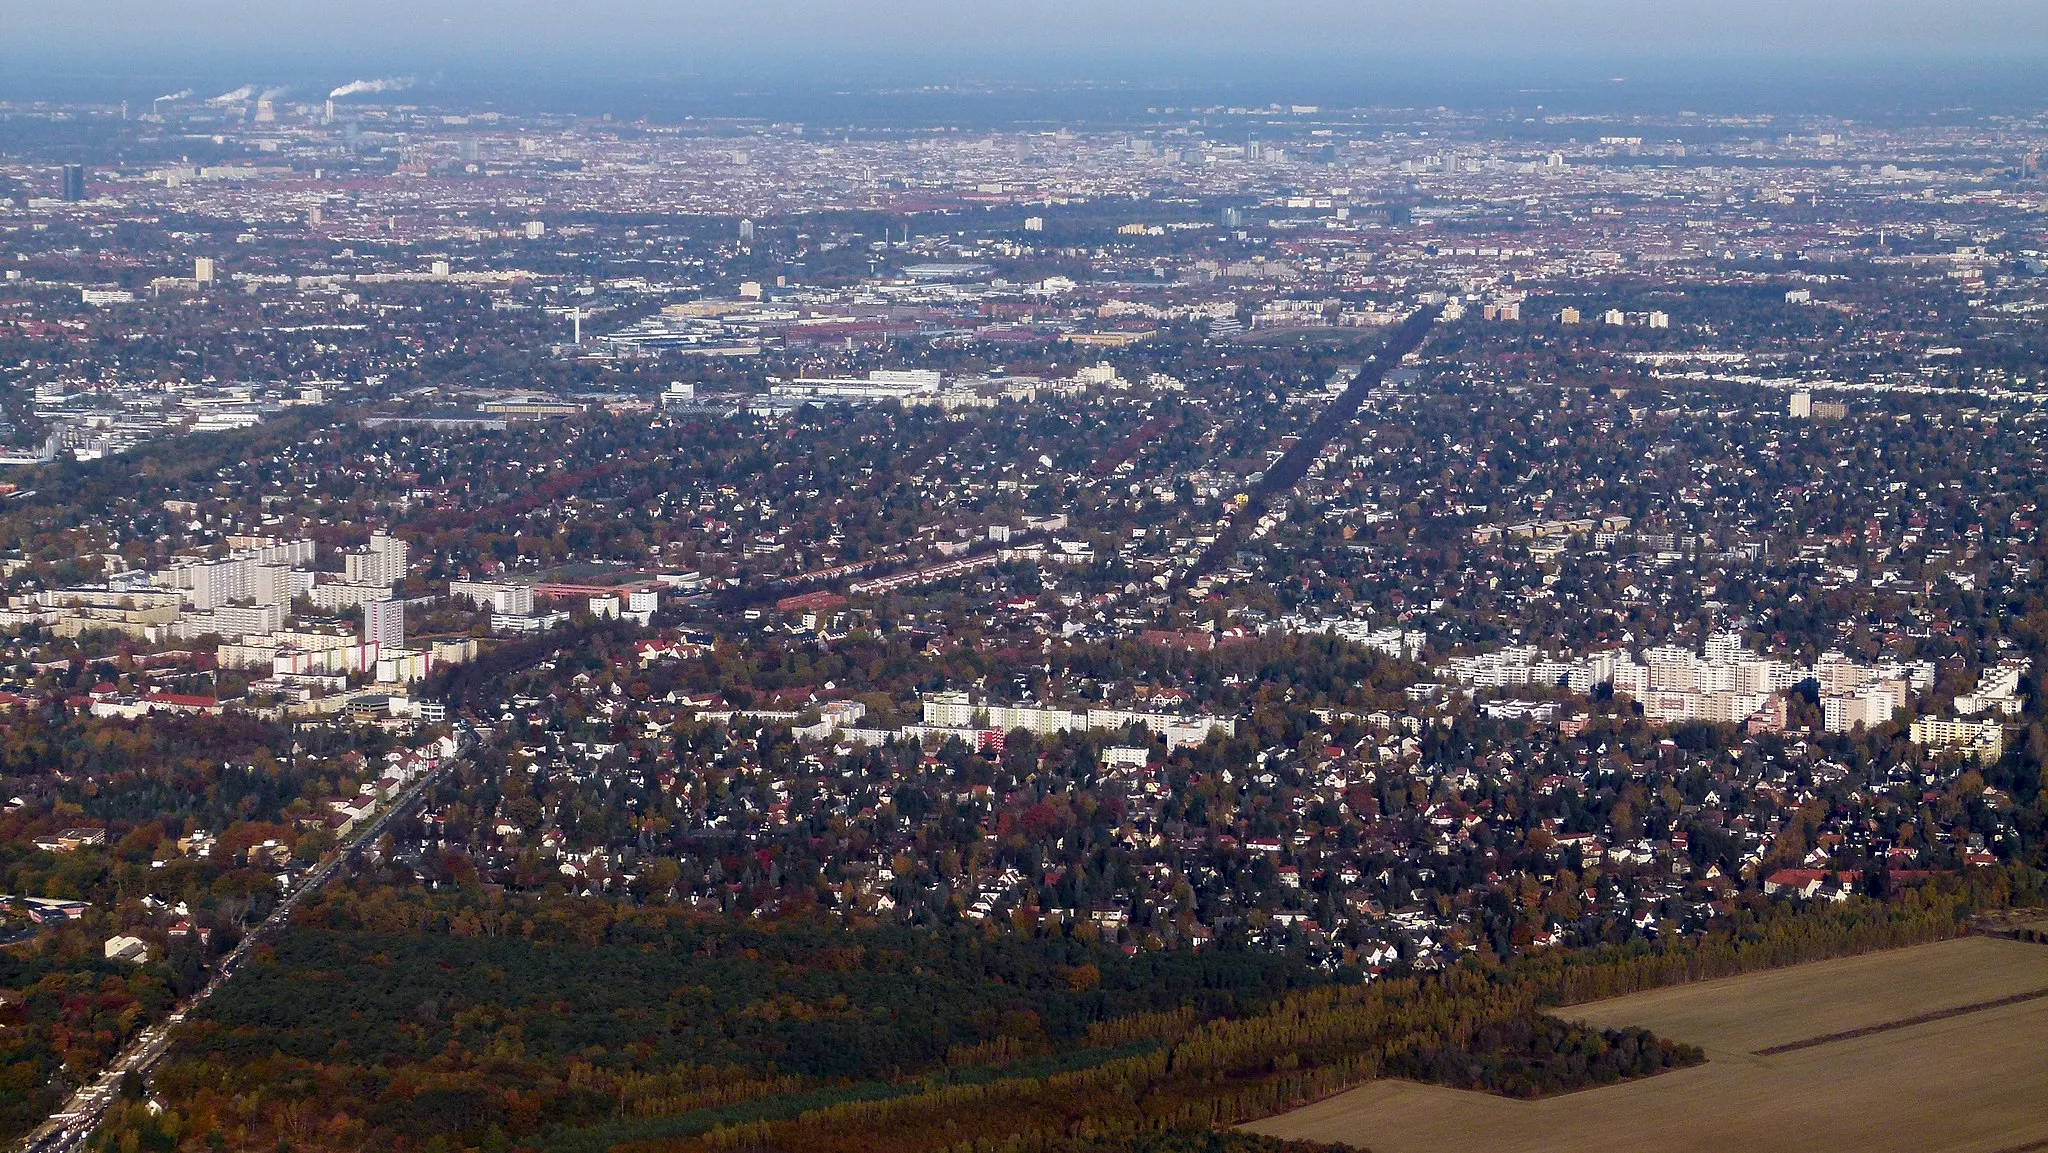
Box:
left=1176, top=303, right=1444, bottom=590
left=13, top=744, right=463, bottom=1153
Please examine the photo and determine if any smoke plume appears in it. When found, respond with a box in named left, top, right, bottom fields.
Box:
left=328, top=77, right=413, bottom=100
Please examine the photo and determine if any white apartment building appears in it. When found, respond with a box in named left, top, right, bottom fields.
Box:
left=170, top=602, right=283, bottom=641
left=159, top=538, right=318, bottom=610
left=921, top=690, right=977, bottom=728
left=312, top=581, right=401, bottom=611
left=450, top=579, right=535, bottom=615
left=494, top=610, right=567, bottom=634
left=1823, top=681, right=1906, bottom=733
left=1643, top=689, right=1770, bottom=726
left=916, top=692, right=1234, bottom=748
left=1444, top=632, right=1919, bottom=732
left=376, top=650, right=433, bottom=684
left=363, top=598, right=404, bottom=649
left=1957, top=660, right=2028, bottom=717
left=1910, top=716, right=2006, bottom=762
left=160, top=540, right=319, bottom=614
left=342, top=531, right=409, bottom=588
left=1302, top=619, right=1426, bottom=662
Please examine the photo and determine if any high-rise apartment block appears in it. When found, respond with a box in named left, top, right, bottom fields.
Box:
left=363, top=598, right=405, bottom=649
left=158, top=539, right=317, bottom=610
left=343, top=532, right=409, bottom=588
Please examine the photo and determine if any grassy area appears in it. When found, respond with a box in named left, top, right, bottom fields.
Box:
left=1248, top=936, right=2048, bottom=1153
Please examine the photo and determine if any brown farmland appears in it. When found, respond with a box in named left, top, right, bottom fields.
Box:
left=1245, top=935, right=2048, bottom=1153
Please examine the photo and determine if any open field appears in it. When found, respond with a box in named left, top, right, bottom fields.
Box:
left=1246, top=935, right=2048, bottom=1153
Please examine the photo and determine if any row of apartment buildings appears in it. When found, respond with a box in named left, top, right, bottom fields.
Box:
left=1440, top=631, right=1943, bottom=735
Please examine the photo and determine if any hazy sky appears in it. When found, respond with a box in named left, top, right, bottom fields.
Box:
left=5, top=0, right=2048, bottom=117
left=7, top=0, right=2048, bottom=62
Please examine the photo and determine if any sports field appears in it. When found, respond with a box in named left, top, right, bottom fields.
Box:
left=1246, top=935, right=2048, bottom=1153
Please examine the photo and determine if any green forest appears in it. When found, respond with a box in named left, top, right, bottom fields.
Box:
left=82, top=868, right=2035, bottom=1153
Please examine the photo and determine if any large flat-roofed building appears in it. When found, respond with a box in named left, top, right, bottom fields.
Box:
left=769, top=369, right=943, bottom=404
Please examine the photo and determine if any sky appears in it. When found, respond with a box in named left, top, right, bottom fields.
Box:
left=3, top=1, right=2047, bottom=115
left=6, top=0, right=2047, bottom=63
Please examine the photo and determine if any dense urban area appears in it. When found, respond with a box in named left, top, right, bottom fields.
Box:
left=1, top=81, right=2047, bottom=1153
